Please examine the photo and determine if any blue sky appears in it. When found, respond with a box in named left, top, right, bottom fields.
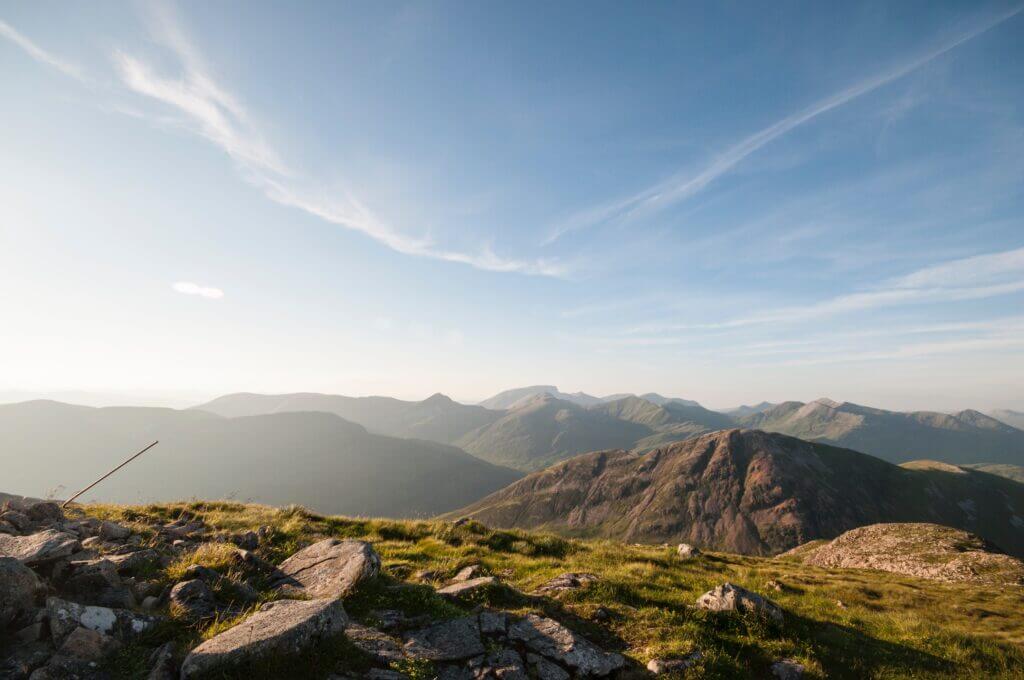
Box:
left=1, top=1, right=1022, bottom=411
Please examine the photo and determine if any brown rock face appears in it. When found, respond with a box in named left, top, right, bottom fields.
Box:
left=453, top=429, right=1024, bottom=556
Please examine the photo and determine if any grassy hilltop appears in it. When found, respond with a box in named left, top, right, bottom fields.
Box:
left=76, top=500, right=1024, bottom=680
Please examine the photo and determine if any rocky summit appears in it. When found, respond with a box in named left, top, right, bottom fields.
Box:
left=3, top=495, right=1024, bottom=679
left=781, top=523, right=1024, bottom=585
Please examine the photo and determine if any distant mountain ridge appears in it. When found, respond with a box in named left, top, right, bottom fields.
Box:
left=0, top=400, right=520, bottom=517
left=456, top=394, right=733, bottom=471
left=195, top=392, right=501, bottom=445
left=990, top=409, right=1024, bottom=430
left=478, top=385, right=702, bottom=410
left=196, top=390, right=1024, bottom=471
left=451, top=429, right=1024, bottom=558
left=738, top=398, right=1024, bottom=465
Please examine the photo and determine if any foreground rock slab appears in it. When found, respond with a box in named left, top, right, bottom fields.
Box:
left=508, top=614, right=624, bottom=676
left=180, top=598, right=349, bottom=679
left=696, top=583, right=783, bottom=625
left=271, top=538, right=380, bottom=598
left=403, top=617, right=485, bottom=661
left=0, top=529, right=80, bottom=565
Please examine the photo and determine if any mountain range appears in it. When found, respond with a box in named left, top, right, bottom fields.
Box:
left=451, top=429, right=1024, bottom=557
left=196, top=389, right=1024, bottom=471
left=737, top=398, right=1024, bottom=465
left=195, top=391, right=500, bottom=445
left=0, top=400, right=520, bottom=517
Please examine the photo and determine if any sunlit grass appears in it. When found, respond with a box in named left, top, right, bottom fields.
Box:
left=84, top=501, right=1024, bottom=679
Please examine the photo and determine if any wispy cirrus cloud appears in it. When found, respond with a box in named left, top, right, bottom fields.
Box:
left=172, top=281, right=224, bottom=299
left=618, top=245, right=1024, bottom=335
left=0, top=18, right=86, bottom=81
left=110, top=5, right=564, bottom=278
left=546, top=5, right=1024, bottom=244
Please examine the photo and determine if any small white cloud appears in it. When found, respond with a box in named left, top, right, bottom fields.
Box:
left=172, top=281, right=223, bottom=299
left=0, top=19, right=86, bottom=82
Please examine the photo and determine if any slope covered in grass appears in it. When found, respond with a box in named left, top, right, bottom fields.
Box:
left=80, top=500, right=1024, bottom=679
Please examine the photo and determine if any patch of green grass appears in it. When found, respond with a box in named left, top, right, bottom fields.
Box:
left=82, top=501, right=1024, bottom=679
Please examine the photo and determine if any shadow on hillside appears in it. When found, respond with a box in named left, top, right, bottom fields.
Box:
left=784, top=611, right=955, bottom=678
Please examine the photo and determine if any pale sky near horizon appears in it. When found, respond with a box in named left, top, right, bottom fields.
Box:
left=2, top=1, right=1023, bottom=412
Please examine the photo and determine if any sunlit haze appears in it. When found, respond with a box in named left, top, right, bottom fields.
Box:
left=2, top=1, right=1023, bottom=412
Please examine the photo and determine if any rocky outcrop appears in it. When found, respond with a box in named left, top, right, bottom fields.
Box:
left=0, top=497, right=725, bottom=679
left=784, top=523, right=1024, bottom=585
left=271, top=538, right=381, bottom=598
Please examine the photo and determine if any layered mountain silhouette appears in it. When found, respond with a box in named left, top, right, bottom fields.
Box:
left=195, top=392, right=501, bottom=445
left=738, top=398, right=1024, bottom=464
left=0, top=400, right=520, bottom=517
left=451, top=429, right=1024, bottom=557
left=477, top=385, right=702, bottom=410
left=456, top=394, right=732, bottom=471
left=963, top=463, right=1024, bottom=483
left=196, top=390, right=1024, bottom=471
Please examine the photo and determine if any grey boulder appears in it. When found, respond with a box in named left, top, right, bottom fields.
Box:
left=180, top=598, right=348, bottom=679
left=169, top=579, right=217, bottom=621
left=508, top=614, right=624, bottom=677
left=271, top=538, right=380, bottom=599
left=534, top=573, right=599, bottom=594
left=47, top=596, right=158, bottom=643
left=0, top=557, right=42, bottom=626
left=676, top=543, right=700, bottom=559
left=696, top=582, right=783, bottom=625
left=403, top=617, right=485, bottom=661
left=0, top=529, right=80, bottom=565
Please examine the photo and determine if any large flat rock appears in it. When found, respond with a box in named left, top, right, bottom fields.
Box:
left=0, top=529, right=80, bottom=565
left=271, top=538, right=380, bottom=599
left=180, top=598, right=348, bottom=678
left=403, top=617, right=485, bottom=661
left=508, top=614, right=624, bottom=677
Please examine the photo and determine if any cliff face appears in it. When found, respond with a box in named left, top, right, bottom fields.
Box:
left=453, top=429, right=1024, bottom=557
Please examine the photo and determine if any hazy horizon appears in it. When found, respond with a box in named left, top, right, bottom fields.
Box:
left=1, top=385, right=1021, bottom=415
left=2, top=1, right=1023, bottom=413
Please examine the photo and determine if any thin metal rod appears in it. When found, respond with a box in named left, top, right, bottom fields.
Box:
left=62, top=441, right=160, bottom=508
